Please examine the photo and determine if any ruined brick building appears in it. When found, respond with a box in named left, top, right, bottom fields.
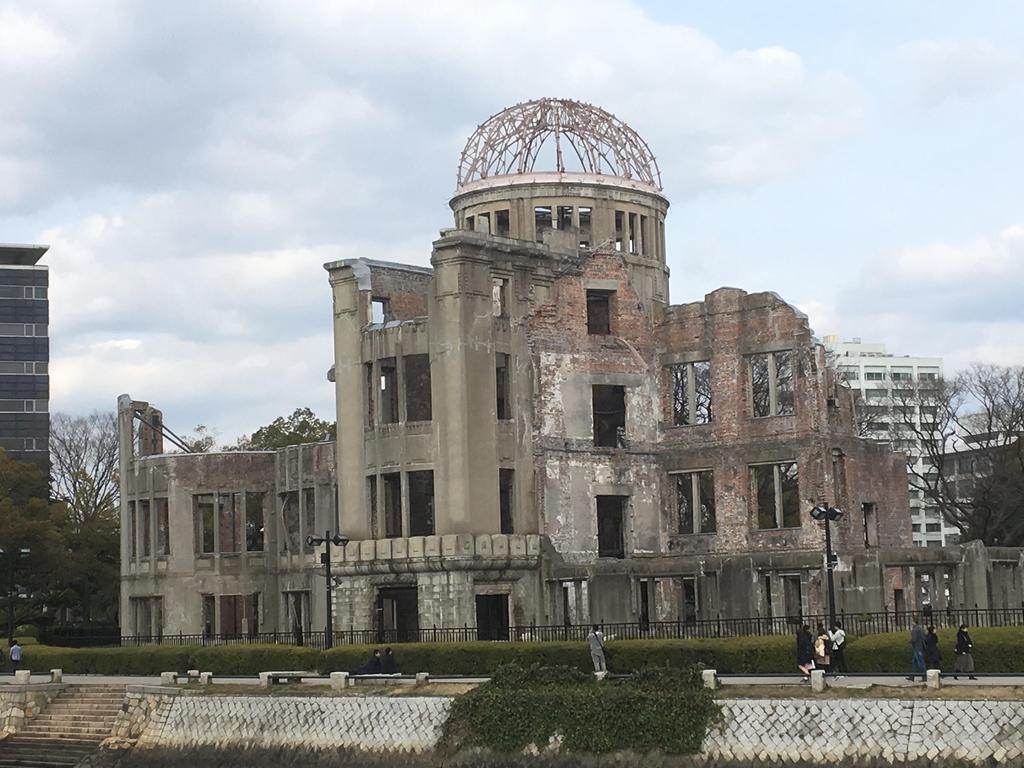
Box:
left=119, top=99, right=1024, bottom=640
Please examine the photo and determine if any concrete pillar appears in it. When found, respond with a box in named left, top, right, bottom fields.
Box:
left=701, top=669, right=719, bottom=690
left=810, top=670, right=825, bottom=692
left=160, top=672, right=176, bottom=686
left=415, top=672, right=430, bottom=686
left=926, top=669, right=941, bottom=689
left=49, top=669, right=62, bottom=684
left=259, top=672, right=272, bottom=689
left=187, top=669, right=200, bottom=681
left=199, top=672, right=213, bottom=685
left=429, top=237, right=500, bottom=534
left=330, top=672, right=349, bottom=690
left=326, top=261, right=372, bottom=540
left=13, top=670, right=30, bottom=684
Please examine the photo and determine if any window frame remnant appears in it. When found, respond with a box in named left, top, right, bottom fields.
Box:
left=678, top=575, right=699, bottom=622
left=129, top=500, right=137, bottom=560
left=534, top=206, right=553, bottom=242
left=302, top=487, right=316, bottom=552
left=371, top=298, right=389, bottom=324
left=194, top=494, right=216, bottom=555
left=499, top=468, right=514, bottom=534
left=154, top=497, right=170, bottom=556
left=364, top=362, right=375, bottom=428
left=669, top=360, right=712, bottom=426
left=749, top=350, right=796, bottom=418
left=139, top=499, right=152, bottom=557
left=407, top=470, right=435, bottom=537
left=592, top=384, right=626, bottom=447
left=596, top=495, right=626, bottom=559
left=382, top=472, right=402, bottom=538
left=245, top=491, right=266, bottom=552
left=628, top=212, right=638, bottom=253
left=557, top=205, right=573, bottom=231
left=614, top=210, right=624, bottom=251
left=586, top=290, right=613, bottom=335
left=675, top=470, right=716, bottom=534
left=752, top=462, right=801, bottom=529
left=578, top=206, right=592, bottom=247
left=403, top=353, right=432, bottom=422
left=495, top=353, right=511, bottom=420
left=279, top=490, right=300, bottom=553
left=492, top=277, right=508, bottom=318
left=863, top=501, right=879, bottom=548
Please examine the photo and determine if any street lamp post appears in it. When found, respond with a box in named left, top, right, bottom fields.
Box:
left=305, top=530, right=349, bottom=650
left=809, top=505, right=842, bottom=628
left=0, top=548, right=31, bottom=642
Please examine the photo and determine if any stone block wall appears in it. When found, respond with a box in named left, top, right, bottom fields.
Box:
left=109, top=686, right=179, bottom=743
left=0, top=684, right=64, bottom=734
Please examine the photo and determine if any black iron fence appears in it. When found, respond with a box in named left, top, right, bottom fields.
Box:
left=40, top=605, right=1024, bottom=649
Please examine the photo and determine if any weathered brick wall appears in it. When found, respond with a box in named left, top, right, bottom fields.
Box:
left=366, top=265, right=431, bottom=321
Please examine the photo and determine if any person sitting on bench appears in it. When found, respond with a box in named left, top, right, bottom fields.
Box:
left=354, top=649, right=382, bottom=675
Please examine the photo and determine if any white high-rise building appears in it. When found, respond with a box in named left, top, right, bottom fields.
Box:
left=823, top=337, right=958, bottom=548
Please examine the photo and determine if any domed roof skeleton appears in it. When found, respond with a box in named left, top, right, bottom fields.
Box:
left=457, top=98, right=662, bottom=191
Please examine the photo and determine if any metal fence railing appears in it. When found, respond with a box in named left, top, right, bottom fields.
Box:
left=39, top=605, right=1024, bottom=649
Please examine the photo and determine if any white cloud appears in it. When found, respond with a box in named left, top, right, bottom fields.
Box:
left=895, top=39, right=1018, bottom=109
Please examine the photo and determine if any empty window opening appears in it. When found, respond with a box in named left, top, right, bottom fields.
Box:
left=377, top=587, right=419, bottom=643
left=628, top=212, right=638, bottom=253
left=492, top=277, right=508, bottom=318
left=201, top=594, right=216, bottom=638
left=465, top=214, right=475, bottom=231
left=285, top=590, right=310, bottom=645
left=139, top=499, right=152, bottom=557
left=676, top=470, right=716, bottom=534
left=639, top=215, right=649, bottom=255
left=495, top=353, right=511, bottom=420
left=679, top=576, right=699, bottom=622
left=302, top=488, right=316, bottom=552
left=578, top=207, right=592, bottom=246
left=366, top=476, right=379, bottom=539
left=596, top=495, right=626, bottom=558
left=382, top=473, right=402, bottom=538
left=220, top=594, right=244, bottom=636
left=669, top=361, right=712, bottom=425
left=557, top=205, right=573, bottom=230
left=245, top=492, right=265, bottom=552
left=154, top=497, right=169, bottom=556
left=364, top=363, right=375, bottom=427
left=408, top=470, right=435, bottom=536
left=404, top=354, right=432, bottom=421
left=614, top=210, right=624, bottom=251
left=499, top=468, right=514, bottom=534
left=863, top=502, right=879, bottom=547
left=592, top=385, right=626, bottom=447
left=129, top=501, right=137, bottom=559
left=280, top=490, right=300, bottom=553
left=639, top=578, right=652, bottom=630
left=218, top=494, right=241, bottom=554
left=763, top=575, right=774, bottom=620
left=476, top=593, right=510, bottom=641
left=586, top=290, right=613, bottom=335
left=782, top=575, right=803, bottom=619
left=495, top=209, right=510, bottom=237
left=753, top=462, right=800, bottom=529
left=476, top=211, right=491, bottom=234
left=194, top=494, right=216, bottom=554
left=750, top=350, right=796, bottom=417
left=379, top=358, right=398, bottom=424
left=371, top=298, right=389, bottom=324
left=534, top=206, right=552, bottom=242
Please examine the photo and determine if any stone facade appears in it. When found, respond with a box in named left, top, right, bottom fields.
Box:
left=0, top=684, right=63, bottom=734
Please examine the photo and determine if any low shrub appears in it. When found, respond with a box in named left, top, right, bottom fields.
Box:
left=318, top=641, right=592, bottom=675
left=443, top=663, right=718, bottom=755
left=191, top=644, right=320, bottom=675
left=845, top=625, right=1024, bottom=674
left=20, top=645, right=194, bottom=675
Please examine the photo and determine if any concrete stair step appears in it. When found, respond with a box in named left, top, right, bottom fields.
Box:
left=2, top=736, right=101, bottom=748
left=32, top=715, right=118, bottom=725
left=18, top=726, right=110, bottom=737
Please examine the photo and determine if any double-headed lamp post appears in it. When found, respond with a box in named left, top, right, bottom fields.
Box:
left=305, top=531, right=349, bottom=650
left=809, top=505, right=842, bottom=628
left=0, top=547, right=31, bottom=642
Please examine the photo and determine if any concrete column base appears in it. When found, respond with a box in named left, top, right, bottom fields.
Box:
left=199, top=672, right=213, bottom=685
left=49, top=669, right=62, bottom=684
left=160, top=672, right=176, bottom=686
left=927, top=669, right=941, bottom=689
left=330, top=672, right=349, bottom=690
left=258, top=672, right=272, bottom=689
left=702, top=669, right=719, bottom=690
left=13, top=670, right=31, bottom=684
left=415, top=672, right=430, bottom=686
left=810, top=670, right=826, bottom=692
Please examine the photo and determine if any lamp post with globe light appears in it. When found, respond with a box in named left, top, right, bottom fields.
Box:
left=305, top=531, right=349, bottom=650
left=809, top=505, right=842, bottom=628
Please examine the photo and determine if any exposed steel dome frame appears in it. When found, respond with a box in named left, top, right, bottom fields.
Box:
left=457, top=98, right=662, bottom=191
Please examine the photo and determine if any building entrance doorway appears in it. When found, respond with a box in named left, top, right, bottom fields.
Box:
left=376, top=587, right=419, bottom=643
left=476, top=593, right=510, bottom=640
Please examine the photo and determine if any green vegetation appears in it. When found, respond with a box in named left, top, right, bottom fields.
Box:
left=13, top=626, right=1024, bottom=676
left=442, top=664, right=718, bottom=755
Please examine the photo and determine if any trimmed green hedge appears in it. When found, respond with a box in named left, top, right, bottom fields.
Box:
left=443, top=664, right=718, bottom=755
left=12, top=626, right=1024, bottom=676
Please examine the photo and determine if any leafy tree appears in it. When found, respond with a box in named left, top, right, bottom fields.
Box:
left=181, top=424, right=217, bottom=453
left=235, top=407, right=335, bottom=450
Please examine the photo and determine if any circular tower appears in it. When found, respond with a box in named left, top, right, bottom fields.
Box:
left=451, top=99, right=669, bottom=303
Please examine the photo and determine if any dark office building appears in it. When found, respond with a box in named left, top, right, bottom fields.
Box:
left=0, top=244, right=49, bottom=468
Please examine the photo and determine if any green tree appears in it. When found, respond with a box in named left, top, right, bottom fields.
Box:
left=236, top=407, right=335, bottom=450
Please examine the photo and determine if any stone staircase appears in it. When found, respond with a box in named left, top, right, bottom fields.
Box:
left=0, top=685, right=125, bottom=767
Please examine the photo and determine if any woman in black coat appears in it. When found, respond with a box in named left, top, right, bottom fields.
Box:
left=796, top=624, right=814, bottom=681
left=923, top=626, right=942, bottom=671
left=953, top=624, right=977, bottom=680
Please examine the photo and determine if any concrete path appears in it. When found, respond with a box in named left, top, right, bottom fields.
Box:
left=1, top=673, right=489, bottom=687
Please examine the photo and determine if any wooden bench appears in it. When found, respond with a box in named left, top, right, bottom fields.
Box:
left=259, top=671, right=308, bottom=688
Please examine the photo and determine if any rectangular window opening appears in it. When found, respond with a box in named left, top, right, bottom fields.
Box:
left=639, top=215, right=649, bottom=255
left=614, top=210, right=624, bottom=251
left=495, top=209, right=510, bottom=238
left=382, top=473, right=402, bottom=538
left=596, top=495, right=626, bottom=558
left=499, top=468, right=514, bottom=534
left=753, top=462, right=800, bottom=529
left=750, top=350, right=796, bottom=418
left=280, top=490, right=300, bottom=553
left=628, top=212, right=638, bottom=253
left=379, top=358, right=398, bottom=424
left=404, top=353, right=432, bottom=421
left=676, top=471, right=716, bottom=534
left=129, top=501, right=137, bottom=560
left=669, top=361, right=712, bottom=425
left=476, top=211, right=491, bottom=234
left=492, top=277, right=508, bottom=318
left=154, top=498, right=169, bottom=556
left=578, top=207, right=592, bottom=247
left=364, top=363, right=375, bottom=427
left=371, top=298, right=389, bottom=324
left=218, top=493, right=241, bottom=554
left=534, top=206, right=552, bottom=242
left=557, top=205, right=573, bottom=230
left=245, top=492, right=266, bottom=552
left=586, top=290, right=613, bottom=335
left=302, top=487, right=316, bottom=552
left=679, top=576, right=698, bottom=623
left=194, top=494, right=216, bottom=554
left=495, top=353, right=511, bottom=420
left=592, top=385, right=626, bottom=447
left=408, top=470, right=435, bottom=536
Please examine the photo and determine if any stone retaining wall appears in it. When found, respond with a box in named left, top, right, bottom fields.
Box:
left=129, top=693, right=1024, bottom=764
left=0, top=684, right=64, bottom=734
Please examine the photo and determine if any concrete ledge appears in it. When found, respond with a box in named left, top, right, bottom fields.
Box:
left=126, top=685, right=179, bottom=696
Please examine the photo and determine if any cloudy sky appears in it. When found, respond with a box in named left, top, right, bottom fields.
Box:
left=3, top=1, right=1022, bottom=442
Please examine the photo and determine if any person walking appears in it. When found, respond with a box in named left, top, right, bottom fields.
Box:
left=587, top=625, right=607, bottom=674
left=8, top=640, right=21, bottom=672
left=829, top=621, right=848, bottom=677
left=953, top=623, right=978, bottom=680
left=796, top=624, right=814, bottom=682
left=814, top=623, right=832, bottom=675
left=923, top=626, right=942, bottom=674
left=906, top=616, right=926, bottom=682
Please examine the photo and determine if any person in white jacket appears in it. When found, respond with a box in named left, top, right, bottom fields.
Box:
left=829, top=622, right=848, bottom=677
